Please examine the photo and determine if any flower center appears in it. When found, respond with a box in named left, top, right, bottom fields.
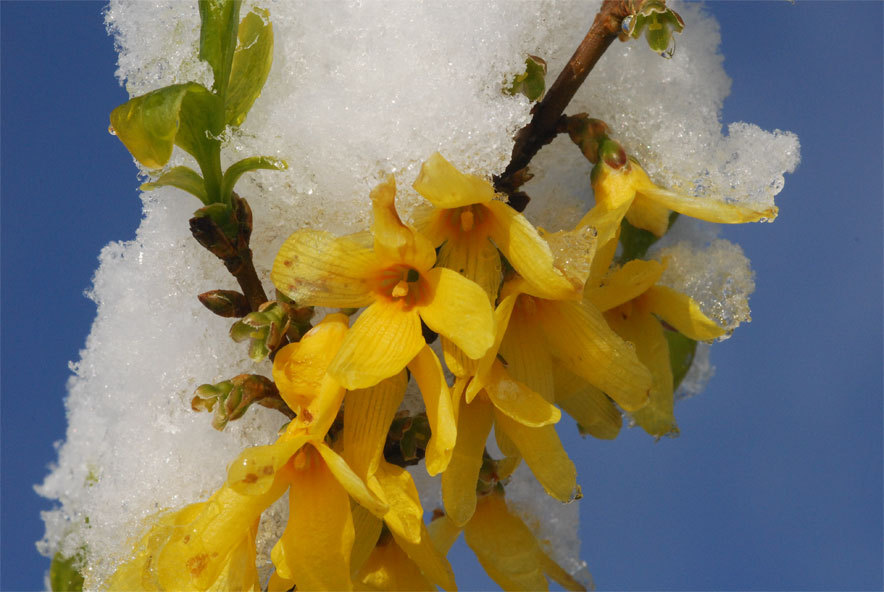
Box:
left=445, top=204, right=488, bottom=235
left=375, top=265, right=426, bottom=309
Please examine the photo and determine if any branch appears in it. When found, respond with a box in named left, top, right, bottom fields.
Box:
left=495, top=0, right=631, bottom=194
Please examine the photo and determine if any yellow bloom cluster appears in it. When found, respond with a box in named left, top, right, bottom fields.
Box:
left=109, top=152, right=772, bottom=591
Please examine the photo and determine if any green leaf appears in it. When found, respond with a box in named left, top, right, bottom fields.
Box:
left=616, top=213, right=678, bottom=264
left=174, top=86, right=225, bottom=200
left=109, top=83, right=204, bottom=170
left=49, top=551, right=85, bottom=592
left=141, top=166, right=208, bottom=204
left=198, top=0, right=243, bottom=97
left=506, top=55, right=547, bottom=102
left=665, top=329, right=697, bottom=391
left=220, top=155, right=286, bottom=203
left=225, top=8, right=274, bottom=127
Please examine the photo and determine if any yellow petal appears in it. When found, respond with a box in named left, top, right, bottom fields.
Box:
left=272, top=446, right=355, bottom=591
left=441, top=336, right=479, bottom=379
left=493, top=423, right=522, bottom=477
left=356, top=537, right=437, bottom=592
left=633, top=163, right=778, bottom=224
left=539, top=299, right=651, bottom=412
left=498, top=294, right=555, bottom=402
left=466, top=291, right=518, bottom=403
left=538, top=548, right=587, bottom=592
left=442, top=396, right=494, bottom=526
left=267, top=571, right=296, bottom=592
left=464, top=493, right=549, bottom=591
left=370, top=461, right=425, bottom=545
left=541, top=224, right=597, bottom=290
left=625, top=193, right=672, bottom=237
left=485, top=361, right=561, bottom=428
left=486, top=200, right=578, bottom=300
left=577, top=201, right=631, bottom=254
left=350, top=503, right=384, bottom=578
left=272, top=229, right=379, bottom=307
left=157, top=469, right=292, bottom=590
left=206, top=527, right=262, bottom=592
left=227, top=432, right=308, bottom=496
left=391, top=523, right=457, bottom=592
left=315, top=441, right=388, bottom=517
left=330, top=300, right=425, bottom=390
left=408, top=345, right=457, bottom=476
left=436, top=233, right=501, bottom=304
left=413, top=152, right=497, bottom=208
left=553, top=365, right=621, bottom=440
left=343, top=371, right=408, bottom=479
left=608, top=310, right=676, bottom=437
left=418, top=267, right=495, bottom=360
left=272, top=313, right=348, bottom=400
left=588, top=224, right=620, bottom=287
left=590, top=160, right=637, bottom=210
left=644, top=284, right=727, bottom=341
left=494, top=410, right=577, bottom=502
left=371, top=174, right=437, bottom=269
left=411, top=202, right=448, bottom=247
left=585, top=259, right=664, bottom=313
left=427, top=514, right=462, bottom=556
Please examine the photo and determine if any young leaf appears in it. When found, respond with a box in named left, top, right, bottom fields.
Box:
left=109, top=83, right=205, bottom=170
left=198, top=0, right=243, bottom=97
left=220, top=156, right=286, bottom=203
left=174, top=86, right=224, bottom=198
left=226, top=7, right=274, bottom=127
left=49, top=551, right=85, bottom=592
left=141, top=166, right=208, bottom=204
left=665, top=329, right=697, bottom=391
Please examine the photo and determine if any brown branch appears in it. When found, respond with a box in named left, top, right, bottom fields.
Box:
left=495, top=0, right=631, bottom=195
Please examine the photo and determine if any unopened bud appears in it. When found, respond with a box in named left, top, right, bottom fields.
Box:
left=192, top=374, right=292, bottom=430
left=198, top=289, right=251, bottom=318
left=230, top=301, right=290, bottom=361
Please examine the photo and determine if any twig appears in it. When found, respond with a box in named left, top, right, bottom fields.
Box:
left=495, top=0, right=631, bottom=194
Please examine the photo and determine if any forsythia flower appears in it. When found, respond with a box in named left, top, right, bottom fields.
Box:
left=584, top=240, right=726, bottom=436
left=430, top=490, right=586, bottom=592
left=581, top=159, right=779, bottom=243
left=271, top=175, right=495, bottom=391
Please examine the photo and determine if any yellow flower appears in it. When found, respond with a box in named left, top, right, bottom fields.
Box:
left=580, top=159, right=779, bottom=243
left=413, top=152, right=581, bottom=302
left=430, top=491, right=586, bottom=592
left=343, top=373, right=458, bottom=591
left=271, top=174, right=495, bottom=391
left=353, top=529, right=437, bottom=591
left=584, top=244, right=726, bottom=437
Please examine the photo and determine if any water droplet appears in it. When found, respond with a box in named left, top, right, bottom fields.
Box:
left=108, top=125, right=116, bottom=136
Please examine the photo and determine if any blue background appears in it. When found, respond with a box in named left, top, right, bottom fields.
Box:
left=2, top=1, right=881, bottom=590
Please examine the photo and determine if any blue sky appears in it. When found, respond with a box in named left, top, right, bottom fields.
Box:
left=1, top=1, right=881, bottom=590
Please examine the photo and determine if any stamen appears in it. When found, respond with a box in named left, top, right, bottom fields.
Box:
left=391, top=280, right=409, bottom=298
left=460, top=209, right=475, bottom=232
left=406, top=268, right=420, bottom=283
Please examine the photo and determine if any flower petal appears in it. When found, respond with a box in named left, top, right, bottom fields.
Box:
left=371, top=175, right=437, bottom=269
left=350, top=504, right=384, bottom=578
left=644, top=285, right=726, bottom=341
left=272, top=312, right=349, bottom=419
left=272, top=228, right=378, bottom=307
left=466, top=290, right=519, bottom=403
left=494, top=410, right=577, bottom=502
left=588, top=225, right=620, bottom=287
left=464, top=493, right=549, bottom=592
left=539, top=299, right=651, bottom=412
left=391, top=523, right=457, bottom=592
left=634, top=164, right=778, bottom=224
left=330, top=300, right=424, bottom=390
left=585, top=259, right=664, bottom=313
left=419, top=267, right=495, bottom=360
left=343, top=371, right=408, bottom=479
left=486, top=200, right=578, bottom=299
left=427, top=514, right=462, bottom=555
left=413, top=152, right=496, bottom=208
left=553, top=365, right=621, bottom=440
left=485, top=361, right=561, bottom=427
left=315, top=442, right=388, bottom=517
left=356, top=537, right=437, bottom=591
left=158, top=471, right=292, bottom=590
left=499, top=294, right=555, bottom=402
left=442, top=396, right=494, bottom=526
left=408, top=345, right=457, bottom=475
left=227, top=430, right=309, bottom=496
left=625, top=193, right=672, bottom=237
left=370, top=461, right=425, bottom=545
left=436, top=234, right=501, bottom=304
left=608, top=310, right=676, bottom=437
left=271, top=447, right=355, bottom=591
